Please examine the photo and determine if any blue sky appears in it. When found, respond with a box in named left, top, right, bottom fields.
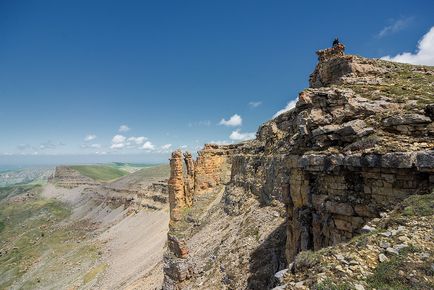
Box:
left=1, top=0, right=433, bottom=165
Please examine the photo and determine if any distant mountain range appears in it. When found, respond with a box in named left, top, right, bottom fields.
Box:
left=0, top=167, right=54, bottom=186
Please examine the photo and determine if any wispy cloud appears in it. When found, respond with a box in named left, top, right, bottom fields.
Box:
left=81, top=143, right=101, bottom=149
left=219, top=114, right=242, bottom=127
left=273, top=98, right=298, bottom=118
left=39, top=141, right=65, bottom=150
left=16, top=141, right=64, bottom=154
left=17, top=144, right=31, bottom=151
left=188, top=120, right=211, bottom=127
left=381, top=26, right=434, bottom=65
left=229, top=129, right=255, bottom=141
left=248, top=101, right=262, bottom=108
left=161, top=144, right=172, bottom=150
left=118, top=125, right=131, bottom=132
left=377, top=17, right=413, bottom=38
left=84, top=134, right=96, bottom=141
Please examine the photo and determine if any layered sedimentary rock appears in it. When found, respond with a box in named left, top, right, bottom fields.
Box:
left=53, top=165, right=169, bottom=212
left=183, top=152, right=195, bottom=206
left=52, top=166, right=100, bottom=188
left=164, top=44, right=434, bottom=289
left=168, top=151, right=186, bottom=221
left=167, top=145, right=238, bottom=221
left=194, top=144, right=235, bottom=193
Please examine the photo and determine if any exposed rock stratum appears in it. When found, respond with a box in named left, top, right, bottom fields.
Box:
left=164, top=44, right=434, bottom=290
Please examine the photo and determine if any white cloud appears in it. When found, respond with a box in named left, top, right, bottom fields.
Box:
left=273, top=98, right=298, bottom=118
left=127, top=136, right=147, bottom=145
left=248, top=101, right=262, bottom=108
left=112, top=134, right=126, bottom=144
left=84, top=134, right=96, bottom=141
left=180, top=145, right=188, bottom=149
left=118, top=125, right=131, bottom=132
left=377, top=17, right=412, bottom=38
left=110, top=143, right=125, bottom=149
left=142, top=141, right=155, bottom=150
left=81, top=143, right=101, bottom=149
left=229, top=129, right=255, bottom=141
left=381, top=26, right=434, bottom=65
left=219, top=114, right=242, bottom=127
left=110, top=135, right=127, bottom=149
left=111, top=134, right=150, bottom=150
left=161, top=144, right=172, bottom=150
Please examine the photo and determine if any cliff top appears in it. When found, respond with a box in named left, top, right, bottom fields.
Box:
left=247, top=45, right=434, bottom=156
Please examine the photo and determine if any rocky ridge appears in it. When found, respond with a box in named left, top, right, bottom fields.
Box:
left=52, top=165, right=169, bottom=212
left=164, top=44, right=434, bottom=289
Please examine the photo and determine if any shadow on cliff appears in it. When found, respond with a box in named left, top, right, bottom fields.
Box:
left=247, top=222, right=287, bottom=290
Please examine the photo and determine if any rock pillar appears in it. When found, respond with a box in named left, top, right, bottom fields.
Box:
left=168, top=150, right=185, bottom=221
left=184, top=151, right=195, bottom=206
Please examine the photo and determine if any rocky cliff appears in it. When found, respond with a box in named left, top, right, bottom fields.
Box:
left=164, top=44, right=434, bottom=290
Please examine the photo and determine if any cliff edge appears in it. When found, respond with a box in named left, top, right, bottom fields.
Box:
left=164, top=43, right=434, bottom=290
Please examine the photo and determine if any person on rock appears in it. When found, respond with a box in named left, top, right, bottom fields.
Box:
left=332, top=37, right=340, bottom=47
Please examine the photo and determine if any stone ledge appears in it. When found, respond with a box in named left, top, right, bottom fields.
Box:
left=290, top=151, right=434, bottom=171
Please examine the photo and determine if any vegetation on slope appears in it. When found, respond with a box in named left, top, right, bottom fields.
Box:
left=0, top=184, right=41, bottom=202
left=134, top=164, right=170, bottom=178
left=0, top=184, right=102, bottom=289
left=339, top=59, right=434, bottom=107
left=70, top=165, right=128, bottom=181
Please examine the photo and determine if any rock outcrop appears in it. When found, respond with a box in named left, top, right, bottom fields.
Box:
left=167, top=145, right=237, bottom=221
left=53, top=165, right=170, bottom=211
left=164, top=44, right=434, bottom=289
left=279, top=192, right=434, bottom=289
left=194, top=144, right=236, bottom=193
left=168, top=151, right=187, bottom=221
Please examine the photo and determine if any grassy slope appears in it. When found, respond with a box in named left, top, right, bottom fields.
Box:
left=0, top=185, right=101, bottom=289
left=70, top=165, right=128, bottom=181
left=134, top=164, right=170, bottom=179
left=338, top=58, right=434, bottom=109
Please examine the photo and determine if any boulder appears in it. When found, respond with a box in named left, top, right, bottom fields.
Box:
left=382, top=114, right=431, bottom=127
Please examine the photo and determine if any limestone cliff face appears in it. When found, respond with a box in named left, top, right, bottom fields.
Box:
left=168, top=151, right=186, bottom=221
left=167, top=145, right=238, bottom=221
left=194, top=144, right=236, bottom=193
left=164, top=45, right=434, bottom=289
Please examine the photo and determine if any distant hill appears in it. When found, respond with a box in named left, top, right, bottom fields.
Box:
left=69, top=165, right=128, bottom=182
